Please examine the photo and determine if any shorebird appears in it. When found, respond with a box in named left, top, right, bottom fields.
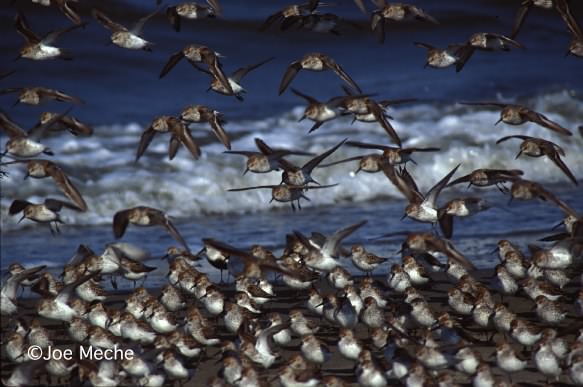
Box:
left=92, top=8, right=159, bottom=51
left=346, top=141, right=440, bottom=165
left=136, top=115, right=201, bottom=161
left=0, top=159, right=87, bottom=211
left=401, top=232, right=476, bottom=270
left=204, top=58, right=274, bottom=100
left=511, top=0, right=582, bottom=39
left=180, top=105, right=231, bottom=149
left=1, top=265, right=46, bottom=316
left=509, top=178, right=576, bottom=215
left=415, top=42, right=471, bottom=71
left=166, top=1, right=222, bottom=31
left=454, top=32, right=524, bottom=68
left=1, top=109, right=69, bottom=158
left=279, top=138, right=346, bottom=185
left=160, top=44, right=231, bottom=93
left=318, top=153, right=384, bottom=174
left=228, top=183, right=338, bottom=211
left=279, top=53, right=361, bottom=95
left=225, top=137, right=313, bottom=175
left=291, top=88, right=347, bottom=132
left=462, top=101, right=573, bottom=136
left=0, top=86, right=82, bottom=106
left=372, top=3, right=439, bottom=43
left=260, top=0, right=327, bottom=31
left=447, top=168, right=524, bottom=192
left=34, top=111, right=93, bottom=137
left=387, top=163, right=460, bottom=225
left=14, top=12, right=85, bottom=60
left=351, top=244, right=388, bottom=275
left=294, top=220, right=367, bottom=272
left=437, top=197, right=491, bottom=238
left=37, top=272, right=98, bottom=322
left=9, top=198, right=81, bottom=233
left=113, top=206, right=190, bottom=252
left=496, top=135, right=578, bottom=185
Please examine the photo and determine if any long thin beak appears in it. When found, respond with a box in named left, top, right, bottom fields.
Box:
left=551, top=220, right=563, bottom=230
left=355, top=167, right=362, bottom=174
left=489, top=246, right=498, bottom=254
left=13, top=54, right=21, bottom=61
left=12, top=99, right=20, bottom=107
left=494, top=117, right=503, bottom=125
left=17, top=215, right=26, bottom=224
left=242, top=167, right=249, bottom=176
left=269, top=197, right=274, bottom=203
left=23, top=172, right=29, bottom=180
left=423, top=62, right=429, bottom=68
left=514, top=151, right=522, bottom=160
left=400, top=213, right=407, bottom=221
left=298, top=115, right=306, bottom=122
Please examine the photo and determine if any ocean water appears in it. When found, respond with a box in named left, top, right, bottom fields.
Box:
left=0, top=0, right=581, bottom=284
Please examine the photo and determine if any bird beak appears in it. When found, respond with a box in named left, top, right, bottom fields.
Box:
left=400, top=213, right=407, bottom=221
left=242, top=167, right=249, bottom=176
left=551, top=220, right=563, bottom=230
left=355, top=167, right=362, bottom=175
left=298, top=114, right=306, bottom=122
left=423, top=62, right=429, bottom=68
left=269, top=197, right=274, bottom=203
left=494, top=117, right=503, bottom=125
left=514, top=151, right=522, bottom=160
left=489, top=246, right=498, bottom=254
left=13, top=54, right=21, bottom=61
left=12, top=99, right=20, bottom=107
left=17, top=215, right=26, bottom=224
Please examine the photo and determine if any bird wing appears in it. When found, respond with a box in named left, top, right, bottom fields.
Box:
left=423, top=164, right=460, bottom=208
left=159, top=51, right=185, bottom=79
left=92, top=9, right=128, bottom=32
left=113, top=208, right=132, bottom=238
left=325, top=56, right=362, bottom=93
left=511, top=2, right=531, bottom=38
left=207, top=112, right=231, bottom=150
left=322, top=220, right=368, bottom=258
left=0, top=111, right=27, bottom=138
left=381, top=163, right=423, bottom=204
left=136, top=126, right=157, bottom=161
left=15, top=13, right=41, bottom=43
left=43, top=22, right=87, bottom=45
left=278, top=61, right=303, bottom=95
left=495, top=135, right=532, bottom=144
left=346, top=140, right=391, bottom=151
left=171, top=120, right=201, bottom=160
left=46, top=162, right=88, bottom=211
left=131, top=8, right=160, bottom=35
left=522, top=109, right=573, bottom=136
left=231, top=57, right=274, bottom=83
left=302, top=138, right=346, bottom=174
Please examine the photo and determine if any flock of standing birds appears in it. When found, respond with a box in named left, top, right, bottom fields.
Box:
left=1, top=0, right=583, bottom=386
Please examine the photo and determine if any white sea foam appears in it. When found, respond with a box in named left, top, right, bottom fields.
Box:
left=2, top=91, right=582, bottom=230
